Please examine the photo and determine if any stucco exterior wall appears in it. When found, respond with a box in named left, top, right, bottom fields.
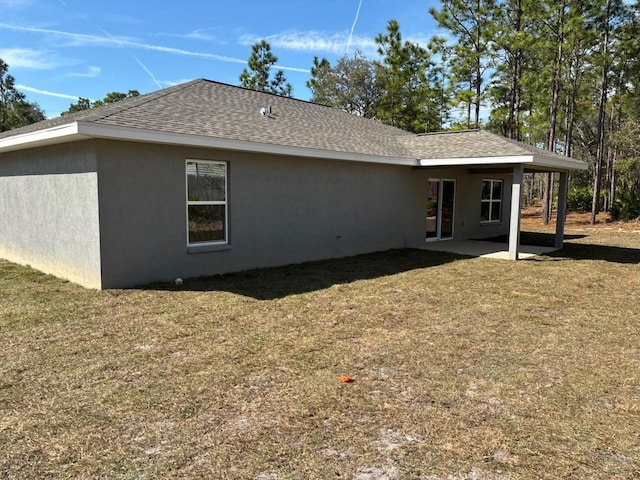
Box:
left=96, top=141, right=429, bottom=288
left=416, top=168, right=513, bottom=241
left=0, top=142, right=102, bottom=288
left=0, top=137, right=515, bottom=290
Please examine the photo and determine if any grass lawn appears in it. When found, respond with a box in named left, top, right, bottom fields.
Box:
left=1, top=218, right=639, bottom=479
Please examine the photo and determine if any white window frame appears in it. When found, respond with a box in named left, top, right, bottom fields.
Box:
left=481, top=179, right=503, bottom=224
left=185, top=159, right=228, bottom=246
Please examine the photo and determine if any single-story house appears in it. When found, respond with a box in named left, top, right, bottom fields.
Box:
left=0, top=79, right=587, bottom=289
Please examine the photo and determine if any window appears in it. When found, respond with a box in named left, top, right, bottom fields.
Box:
left=186, top=160, right=227, bottom=245
left=481, top=179, right=503, bottom=223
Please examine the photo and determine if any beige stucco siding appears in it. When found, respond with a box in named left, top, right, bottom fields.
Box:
left=0, top=142, right=102, bottom=288
left=95, top=141, right=429, bottom=288
left=0, top=138, right=515, bottom=290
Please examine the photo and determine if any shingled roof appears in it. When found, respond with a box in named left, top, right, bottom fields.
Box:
left=0, top=79, right=586, bottom=171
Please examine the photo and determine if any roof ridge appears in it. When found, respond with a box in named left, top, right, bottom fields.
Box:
left=416, top=129, right=481, bottom=137
left=84, top=79, right=204, bottom=122
left=197, top=78, right=348, bottom=110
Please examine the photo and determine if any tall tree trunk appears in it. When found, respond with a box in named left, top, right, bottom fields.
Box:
left=475, top=58, right=481, bottom=129
left=467, top=80, right=472, bottom=129
left=440, top=67, right=446, bottom=130
left=591, top=0, right=611, bottom=224
left=473, top=0, right=482, bottom=129
left=608, top=148, right=616, bottom=210
left=563, top=61, right=581, bottom=158
left=604, top=102, right=617, bottom=211
left=544, top=0, right=566, bottom=224
left=542, top=173, right=554, bottom=222
left=506, top=0, right=523, bottom=140
left=526, top=174, right=534, bottom=205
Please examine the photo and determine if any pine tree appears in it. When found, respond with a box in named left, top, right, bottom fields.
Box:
left=239, top=40, right=292, bottom=97
left=429, top=0, right=498, bottom=129
left=375, top=20, right=439, bottom=132
left=589, top=0, right=628, bottom=223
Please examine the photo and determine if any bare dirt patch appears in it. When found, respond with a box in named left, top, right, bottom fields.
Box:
left=522, top=206, right=640, bottom=232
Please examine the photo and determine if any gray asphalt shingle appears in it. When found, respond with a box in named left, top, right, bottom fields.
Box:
left=0, top=79, right=585, bottom=167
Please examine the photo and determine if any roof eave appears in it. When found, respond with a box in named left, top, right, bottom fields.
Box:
left=0, top=121, right=417, bottom=166
left=0, top=122, right=89, bottom=153
left=76, top=122, right=418, bottom=166
left=418, top=155, right=534, bottom=167
left=529, top=153, right=589, bottom=171
left=418, top=154, right=588, bottom=171
left=0, top=122, right=588, bottom=172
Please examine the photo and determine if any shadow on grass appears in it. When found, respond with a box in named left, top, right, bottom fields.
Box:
left=482, top=232, right=587, bottom=247
left=486, top=231, right=640, bottom=264
left=144, top=249, right=462, bottom=300
left=547, top=242, right=640, bottom=264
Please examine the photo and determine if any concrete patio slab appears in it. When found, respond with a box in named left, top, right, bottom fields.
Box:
left=420, top=240, right=557, bottom=260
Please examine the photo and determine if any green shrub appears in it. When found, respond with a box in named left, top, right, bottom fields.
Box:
left=610, top=192, right=640, bottom=221
left=567, top=186, right=594, bottom=212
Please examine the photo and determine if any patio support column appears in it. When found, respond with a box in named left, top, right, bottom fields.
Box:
left=509, top=164, right=524, bottom=260
left=555, top=170, right=569, bottom=249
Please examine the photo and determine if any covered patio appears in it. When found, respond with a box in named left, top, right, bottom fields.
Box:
left=414, top=132, right=589, bottom=260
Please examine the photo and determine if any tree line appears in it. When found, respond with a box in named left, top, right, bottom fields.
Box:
left=3, top=0, right=639, bottom=221
left=0, top=60, right=45, bottom=131
left=244, top=0, right=640, bottom=222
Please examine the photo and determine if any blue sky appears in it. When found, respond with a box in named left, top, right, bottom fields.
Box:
left=0, top=0, right=441, bottom=117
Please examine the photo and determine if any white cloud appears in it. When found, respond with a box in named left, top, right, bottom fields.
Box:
left=239, top=28, right=438, bottom=58
left=0, top=48, right=57, bottom=69
left=158, top=78, right=195, bottom=88
left=183, top=28, right=226, bottom=43
left=155, top=28, right=231, bottom=47
left=183, top=31, right=213, bottom=42
left=69, top=65, right=101, bottom=78
left=0, top=0, right=32, bottom=8
left=239, top=30, right=378, bottom=57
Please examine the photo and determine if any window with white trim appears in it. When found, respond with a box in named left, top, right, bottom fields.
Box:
left=481, top=179, right=503, bottom=223
left=186, top=160, right=227, bottom=245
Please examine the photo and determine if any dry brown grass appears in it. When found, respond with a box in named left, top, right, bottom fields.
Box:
left=1, top=226, right=639, bottom=479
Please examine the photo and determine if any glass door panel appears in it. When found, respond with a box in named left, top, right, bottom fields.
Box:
left=426, top=180, right=439, bottom=239
left=441, top=180, right=455, bottom=239
left=426, top=179, right=455, bottom=241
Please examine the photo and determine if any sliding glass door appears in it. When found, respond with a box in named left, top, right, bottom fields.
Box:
left=426, top=179, right=455, bottom=241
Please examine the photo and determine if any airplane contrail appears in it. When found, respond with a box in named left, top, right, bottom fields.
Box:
left=0, top=23, right=309, bottom=73
left=132, top=56, right=163, bottom=88
left=346, top=0, right=364, bottom=55
left=16, top=84, right=82, bottom=101
left=74, top=8, right=164, bottom=89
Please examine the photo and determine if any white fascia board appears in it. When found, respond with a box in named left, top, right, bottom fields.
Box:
left=0, top=123, right=86, bottom=152
left=531, top=154, right=589, bottom=171
left=419, top=154, right=588, bottom=171
left=76, top=122, right=419, bottom=167
left=418, top=155, right=534, bottom=167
